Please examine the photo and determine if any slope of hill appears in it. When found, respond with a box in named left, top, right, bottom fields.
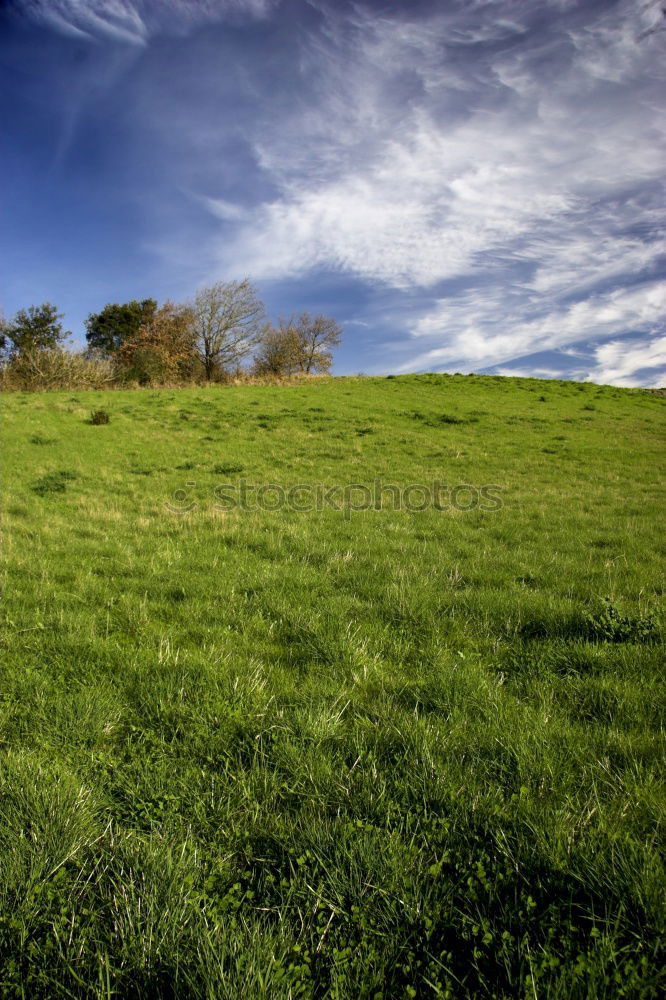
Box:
left=2, top=375, right=664, bottom=998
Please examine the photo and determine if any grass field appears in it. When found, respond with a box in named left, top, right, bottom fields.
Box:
left=1, top=374, right=664, bottom=998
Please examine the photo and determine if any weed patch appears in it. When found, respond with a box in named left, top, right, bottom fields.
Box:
left=212, top=463, right=245, bottom=475
left=89, top=409, right=110, bottom=425
left=520, top=600, right=659, bottom=644
left=31, top=470, right=77, bottom=495
left=581, top=598, right=659, bottom=643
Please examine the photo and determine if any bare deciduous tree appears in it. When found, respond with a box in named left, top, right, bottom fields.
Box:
left=192, top=279, right=265, bottom=380
left=252, top=319, right=302, bottom=377
left=292, top=312, right=342, bottom=374
left=252, top=312, right=342, bottom=377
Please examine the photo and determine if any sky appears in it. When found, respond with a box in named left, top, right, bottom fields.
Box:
left=1, top=0, right=664, bottom=384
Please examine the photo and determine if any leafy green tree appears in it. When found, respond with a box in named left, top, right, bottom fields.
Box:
left=85, top=299, right=157, bottom=357
left=3, top=303, right=70, bottom=358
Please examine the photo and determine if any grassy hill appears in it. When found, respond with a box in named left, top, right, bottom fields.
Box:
left=2, top=374, right=664, bottom=998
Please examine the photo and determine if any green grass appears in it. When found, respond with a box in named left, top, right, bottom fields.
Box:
left=1, top=374, right=664, bottom=998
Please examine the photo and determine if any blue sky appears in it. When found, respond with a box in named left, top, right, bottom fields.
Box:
left=1, top=0, right=664, bottom=384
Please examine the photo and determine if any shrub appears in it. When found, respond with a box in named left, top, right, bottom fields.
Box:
left=2, top=348, right=116, bottom=391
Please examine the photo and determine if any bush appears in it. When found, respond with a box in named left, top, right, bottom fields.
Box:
left=2, top=348, right=116, bottom=391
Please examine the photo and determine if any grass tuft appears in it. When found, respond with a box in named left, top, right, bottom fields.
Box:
left=31, top=470, right=77, bottom=495
left=89, top=409, right=110, bottom=425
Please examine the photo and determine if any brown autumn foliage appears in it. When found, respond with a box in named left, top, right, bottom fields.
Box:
left=116, top=302, right=198, bottom=384
left=1, top=347, right=116, bottom=391
left=252, top=321, right=303, bottom=376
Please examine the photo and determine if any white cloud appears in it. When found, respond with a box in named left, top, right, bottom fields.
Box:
left=25, top=0, right=148, bottom=44
left=227, top=111, right=588, bottom=287
left=491, top=366, right=575, bottom=379
left=586, top=334, right=666, bottom=387
left=200, top=0, right=665, bottom=383
left=15, top=0, right=275, bottom=43
left=203, top=198, right=252, bottom=223
left=401, top=281, right=666, bottom=372
left=217, top=1, right=664, bottom=281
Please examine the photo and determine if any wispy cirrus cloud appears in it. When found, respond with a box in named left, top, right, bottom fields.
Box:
left=401, top=280, right=666, bottom=370
left=199, top=0, right=665, bottom=383
left=11, top=0, right=277, bottom=44
left=585, top=334, right=666, bottom=387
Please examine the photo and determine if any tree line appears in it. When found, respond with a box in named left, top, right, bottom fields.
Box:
left=0, top=279, right=342, bottom=390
